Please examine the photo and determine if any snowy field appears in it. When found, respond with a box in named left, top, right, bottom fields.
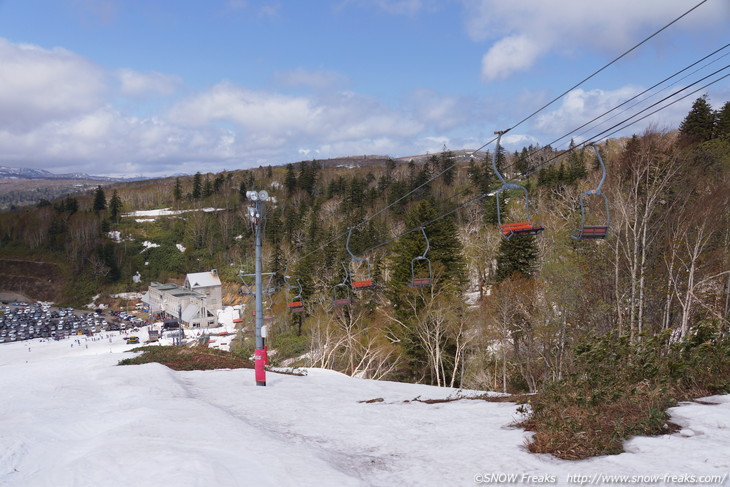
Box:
left=1, top=333, right=728, bottom=487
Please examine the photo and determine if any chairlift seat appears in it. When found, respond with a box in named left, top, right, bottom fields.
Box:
left=333, top=298, right=351, bottom=307
left=574, top=225, right=608, bottom=239
left=500, top=222, right=544, bottom=238
left=351, top=279, right=375, bottom=290
left=410, top=277, right=432, bottom=287
left=288, top=301, right=304, bottom=312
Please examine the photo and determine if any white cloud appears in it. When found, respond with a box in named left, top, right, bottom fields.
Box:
left=531, top=85, right=696, bottom=145
left=117, top=69, right=182, bottom=97
left=407, top=90, right=474, bottom=131
left=0, top=38, right=107, bottom=132
left=534, top=87, right=638, bottom=137
left=481, top=35, right=545, bottom=81
left=501, top=133, right=540, bottom=150
left=466, top=0, right=730, bottom=80
left=166, top=82, right=424, bottom=145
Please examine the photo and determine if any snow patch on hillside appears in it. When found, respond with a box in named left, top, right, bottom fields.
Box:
left=124, top=207, right=225, bottom=222
left=140, top=241, right=160, bottom=252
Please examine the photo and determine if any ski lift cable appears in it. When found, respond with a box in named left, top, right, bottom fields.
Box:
left=503, top=0, right=710, bottom=135
left=280, top=0, right=711, bottom=272
left=359, top=192, right=490, bottom=255
left=585, top=65, right=730, bottom=145
left=540, top=43, right=730, bottom=160
left=282, top=67, right=726, bottom=280
left=358, top=0, right=711, bottom=233
left=568, top=47, right=730, bottom=147
left=286, top=54, right=713, bottom=274
left=288, top=169, right=478, bottom=268
left=515, top=71, right=730, bottom=183
left=517, top=65, right=730, bottom=180
left=592, top=71, right=730, bottom=145
left=357, top=71, right=730, bottom=256
left=497, top=43, right=730, bottom=178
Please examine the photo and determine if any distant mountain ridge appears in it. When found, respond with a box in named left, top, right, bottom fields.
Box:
left=0, top=166, right=143, bottom=182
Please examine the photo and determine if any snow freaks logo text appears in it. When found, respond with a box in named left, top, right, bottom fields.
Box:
left=473, top=472, right=728, bottom=485
left=474, top=473, right=557, bottom=484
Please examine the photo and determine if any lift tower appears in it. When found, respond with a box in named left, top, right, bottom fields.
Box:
left=246, top=190, right=271, bottom=386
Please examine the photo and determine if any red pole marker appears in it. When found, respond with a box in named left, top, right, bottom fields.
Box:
left=255, top=349, right=266, bottom=386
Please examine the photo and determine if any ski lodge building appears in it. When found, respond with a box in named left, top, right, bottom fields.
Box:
left=142, top=269, right=223, bottom=328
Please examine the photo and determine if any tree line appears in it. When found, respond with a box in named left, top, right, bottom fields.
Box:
left=0, top=97, right=727, bottom=394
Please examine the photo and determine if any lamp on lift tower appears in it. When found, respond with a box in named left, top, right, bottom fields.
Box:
left=246, top=190, right=270, bottom=202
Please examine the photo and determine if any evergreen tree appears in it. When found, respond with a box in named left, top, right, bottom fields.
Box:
left=515, top=148, right=529, bottom=174
left=239, top=180, right=247, bottom=201
left=411, top=161, right=432, bottom=200
left=388, top=199, right=466, bottom=293
left=495, top=145, right=507, bottom=176
left=567, top=146, right=587, bottom=183
left=192, top=172, right=202, bottom=199
left=213, top=174, right=225, bottom=193
left=64, top=197, right=78, bottom=214
left=173, top=178, right=182, bottom=201
left=679, top=96, right=715, bottom=143
left=285, top=163, right=297, bottom=194
left=202, top=175, right=213, bottom=198
left=715, top=101, right=730, bottom=140
left=494, top=236, right=538, bottom=282
left=386, top=158, right=397, bottom=172
left=109, top=190, right=123, bottom=223
left=299, top=160, right=320, bottom=197
left=440, top=146, right=455, bottom=186
left=92, top=186, right=106, bottom=213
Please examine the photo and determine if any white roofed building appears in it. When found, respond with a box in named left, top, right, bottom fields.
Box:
left=142, top=269, right=222, bottom=328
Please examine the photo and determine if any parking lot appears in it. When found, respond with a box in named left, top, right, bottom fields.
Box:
left=0, top=296, right=146, bottom=344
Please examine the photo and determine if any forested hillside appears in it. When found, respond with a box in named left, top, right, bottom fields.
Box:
left=0, top=99, right=728, bottom=396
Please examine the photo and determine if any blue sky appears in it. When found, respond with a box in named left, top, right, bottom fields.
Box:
left=0, top=0, right=728, bottom=177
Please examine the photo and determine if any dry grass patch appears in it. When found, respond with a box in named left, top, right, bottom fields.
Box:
left=118, top=345, right=253, bottom=371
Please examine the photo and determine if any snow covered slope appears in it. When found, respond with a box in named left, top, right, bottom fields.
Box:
left=0, top=334, right=728, bottom=486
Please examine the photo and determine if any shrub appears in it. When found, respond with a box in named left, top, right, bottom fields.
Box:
left=118, top=345, right=253, bottom=371
left=520, top=326, right=730, bottom=459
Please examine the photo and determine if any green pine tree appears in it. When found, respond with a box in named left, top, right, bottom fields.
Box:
left=202, top=176, right=213, bottom=198
left=494, top=235, right=539, bottom=282
left=92, top=186, right=107, bottom=213
left=679, top=96, right=715, bottom=143
left=109, top=190, right=123, bottom=223
left=388, top=199, right=466, bottom=295
left=440, top=146, right=455, bottom=186
left=173, top=178, right=182, bottom=201
left=715, top=101, right=730, bottom=140
left=192, top=172, right=202, bottom=199
left=285, top=163, right=297, bottom=195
